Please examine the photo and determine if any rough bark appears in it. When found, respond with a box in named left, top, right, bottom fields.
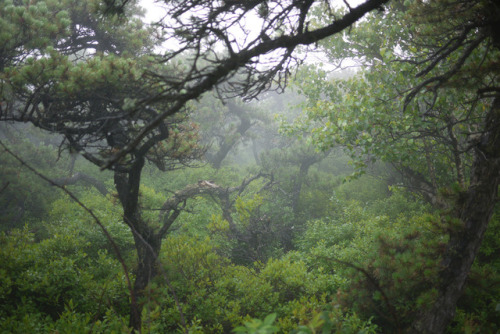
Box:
left=158, top=180, right=223, bottom=237
left=158, top=175, right=267, bottom=235
left=291, top=160, right=313, bottom=216
left=408, top=97, right=500, bottom=333
left=446, top=118, right=466, bottom=188
left=129, top=226, right=162, bottom=331
left=422, top=138, right=438, bottom=191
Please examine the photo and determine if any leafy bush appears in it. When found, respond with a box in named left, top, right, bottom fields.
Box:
left=333, top=214, right=443, bottom=331
left=139, top=235, right=351, bottom=333
left=0, top=226, right=129, bottom=332
left=44, top=190, right=134, bottom=258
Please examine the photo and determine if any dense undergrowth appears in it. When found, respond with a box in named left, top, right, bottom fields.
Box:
left=1, top=134, right=498, bottom=333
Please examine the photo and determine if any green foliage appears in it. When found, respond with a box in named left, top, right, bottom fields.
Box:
left=289, top=0, right=496, bottom=204
left=1, top=303, right=131, bottom=334
left=233, top=313, right=279, bottom=334
left=290, top=306, right=378, bottom=334
left=235, top=194, right=264, bottom=225
left=332, top=214, right=444, bottom=331
left=294, top=62, right=470, bottom=191
left=292, top=168, right=346, bottom=221
left=153, top=235, right=274, bottom=332
left=230, top=194, right=287, bottom=265
left=296, top=191, right=417, bottom=254
left=0, top=226, right=129, bottom=332
left=0, top=132, right=64, bottom=229
left=1, top=1, right=498, bottom=332
left=0, top=0, right=70, bottom=57
left=45, top=190, right=134, bottom=258
left=290, top=190, right=454, bottom=331
left=138, top=234, right=344, bottom=333
left=335, top=174, right=390, bottom=204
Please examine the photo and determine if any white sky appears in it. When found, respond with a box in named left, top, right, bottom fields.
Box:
left=139, top=0, right=166, bottom=24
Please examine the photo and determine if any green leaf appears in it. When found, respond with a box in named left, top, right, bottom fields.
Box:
left=262, top=313, right=277, bottom=326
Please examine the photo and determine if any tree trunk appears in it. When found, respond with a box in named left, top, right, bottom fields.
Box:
left=209, top=138, right=239, bottom=169
left=207, top=100, right=252, bottom=169
left=291, top=161, right=311, bottom=216
left=129, top=229, right=162, bottom=332
left=408, top=97, right=500, bottom=333
left=252, top=138, right=261, bottom=165
left=113, top=157, right=159, bottom=332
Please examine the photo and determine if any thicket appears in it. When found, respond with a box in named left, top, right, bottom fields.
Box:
left=1, top=123, right=498, bottom=333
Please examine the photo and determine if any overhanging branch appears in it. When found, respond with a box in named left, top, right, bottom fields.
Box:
left=102, top=0, right=389, bottom=169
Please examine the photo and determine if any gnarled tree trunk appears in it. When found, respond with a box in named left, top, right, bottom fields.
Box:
left=113, top=157, right=156, bottom=331
left=206, top=100, right=252, bottom=169
left=409, top=97, right=500, bottom=333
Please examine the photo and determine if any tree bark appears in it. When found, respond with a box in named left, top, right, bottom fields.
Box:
left=408, top=97, right=500, bottom=333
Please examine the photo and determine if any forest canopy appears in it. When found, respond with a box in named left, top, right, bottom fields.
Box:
left=0, top=0, right=499, bottom=333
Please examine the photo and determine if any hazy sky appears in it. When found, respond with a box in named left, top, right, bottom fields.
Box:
left=140, top=0, right=165, bottom=23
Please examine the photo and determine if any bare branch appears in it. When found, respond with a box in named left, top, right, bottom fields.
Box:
left=404, top=33, right=487, bottom=110
left=157, top=173, right=268, bottom=237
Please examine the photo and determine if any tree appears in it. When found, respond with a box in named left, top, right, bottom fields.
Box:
left=297, top=0, right=500, bottom=331
left=193, top=95, right=265, bottom=169
left=1, top=0, right=392, bottom=330
left=0, top=0, right=204, bottom=330
left=262, top=136, right=329, bottom=217
left=404, top=2, right=500, bottom=331
left=91, top=0, right=391, bottom=167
